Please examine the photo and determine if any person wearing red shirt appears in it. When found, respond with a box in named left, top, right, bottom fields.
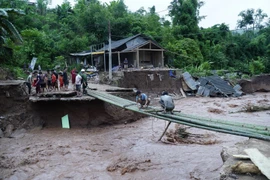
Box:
left=51, top=73, right=56, bottom=91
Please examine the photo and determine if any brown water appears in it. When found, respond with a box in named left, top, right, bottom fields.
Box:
left=1, top=93, right=270, bottom=180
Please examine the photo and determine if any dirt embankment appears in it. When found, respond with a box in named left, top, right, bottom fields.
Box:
left=119, top=70, right=181, bottom=93
left=238, top=74, right=270, bottom=93
left=0, top=83, right=144, bottom=137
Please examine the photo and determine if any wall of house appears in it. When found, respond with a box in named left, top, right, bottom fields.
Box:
left=138, top=51, right=163, bottom=68
left=94, top=50, right=163, bottom=70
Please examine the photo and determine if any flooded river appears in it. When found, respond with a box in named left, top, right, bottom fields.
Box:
left=1, top=93, right=270, bottom=180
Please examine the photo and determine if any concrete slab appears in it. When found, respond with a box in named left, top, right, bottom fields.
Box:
left=245, top=148, right=270, bottom=179
left=0, top=80, right=24, bottom=86
left=29, top=96, right=94, bottom=102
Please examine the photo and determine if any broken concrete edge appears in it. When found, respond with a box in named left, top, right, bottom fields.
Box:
left=244, top=148, right=270, bottom=179
left=220, top=138, right=270, bottom=179
left=0, top=80, right=25, bottom=86
left=105, top=88, right=134, bottom=92
left=29, top=96, right=95, bottom=102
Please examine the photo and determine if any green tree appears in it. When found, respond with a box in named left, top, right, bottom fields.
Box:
left=37, top=0, right=48, bottom=16
left=0, top=8, right=24, bottom=62
left=169, top=0, right=204, bottom=39
left=237, top=8, right=268, bottom=31
left=167, top=38, right=203, bottom=68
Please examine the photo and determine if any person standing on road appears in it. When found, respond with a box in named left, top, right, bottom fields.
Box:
left=75, top=71, right=82, bottom=97
left=46, top=70, right=52, bottom=91
left=71, top=67, right=76, bottom=90
left=51, top=72, right=56, bottom=91
left=35, top=72, right=42, bottom=95
left=59, top=72, right=64, bottom=91
left=25, top=71, right=32, bottom=95
left=63, top=68, right=69, bottom=91
left=53, top=69, right=59, bottom=91
left=159, top=91, right=175, bottom=114
left=80, top=69, right=88, bottom=94
left=39, top=72, right=46, bottom=93
left=135, top=90, right=150, bottom=109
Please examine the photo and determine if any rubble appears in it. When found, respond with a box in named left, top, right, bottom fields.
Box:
left=181, top=72, right=239, bottom=97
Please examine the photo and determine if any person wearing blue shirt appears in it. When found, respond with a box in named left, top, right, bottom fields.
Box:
left=135, top=90, right=150, bottom=109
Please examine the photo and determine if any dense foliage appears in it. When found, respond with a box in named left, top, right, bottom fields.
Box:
left=0, top=0, right=270, bottom=76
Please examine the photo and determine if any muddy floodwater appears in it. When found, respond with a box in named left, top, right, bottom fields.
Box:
left=1, top=93, right=270, bottom=180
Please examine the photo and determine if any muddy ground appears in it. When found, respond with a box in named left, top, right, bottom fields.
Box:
left=1, top=88, right=270, bottom=179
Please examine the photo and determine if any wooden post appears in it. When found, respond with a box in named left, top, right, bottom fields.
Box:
left=118, top=51, right=120, bottom=66
left=161, top=50, right=164, bottom=67
left=137, top=48, right=139, bottom=68
left=180, top=88, right=187, bottom=98
left=103, top=43, right=106, bottom=72
left=158, top=121, right=171, bottom=141
left=91, top=46, right=93, bottom=66
left=109, top=21, right=112, bottom=80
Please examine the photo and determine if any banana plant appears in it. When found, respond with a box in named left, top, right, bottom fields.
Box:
left=0, top=8, right=24, bottom=45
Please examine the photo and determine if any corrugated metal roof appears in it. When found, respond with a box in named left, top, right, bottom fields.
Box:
left=99, top=34, right=141, bottom=51
left=99, top=34, right=163, bottom=52
left=182, top=72, right=199, bottom=90
left=71, top=34, right=164, bottom=56
left=70, top=51, right=92, bottom=56
left=122, top=40, right=149, bottom=52
left=200, top=76, right=236, bottom=96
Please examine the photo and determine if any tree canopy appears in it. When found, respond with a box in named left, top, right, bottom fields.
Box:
left=0, top=0, right=270, bottom=76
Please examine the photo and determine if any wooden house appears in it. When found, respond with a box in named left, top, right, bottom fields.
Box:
left=70, top=34, right=165, bottom=70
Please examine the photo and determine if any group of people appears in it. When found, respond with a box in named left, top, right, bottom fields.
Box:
left=26, top=69, right=69, bottom=95
left=25, top=68, right=88, bottom=96
left=25, top=66, right=175, bottom=111
left=135, top=90, right=175, bottom=114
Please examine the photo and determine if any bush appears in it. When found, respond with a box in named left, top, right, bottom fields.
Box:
left=242, top=74, right=251, bottom=79
left=4, top=65, right=27, bottom=79
left=249, top=60, right=265, bottom=75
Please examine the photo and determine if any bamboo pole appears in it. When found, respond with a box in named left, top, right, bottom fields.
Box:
left=158, top=121, right=171, bottom=141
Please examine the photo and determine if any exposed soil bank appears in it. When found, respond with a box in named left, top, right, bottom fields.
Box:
left=118, top=70, right=181, bottom=93
left=239, top=74, right=270, bottom=93
left=0, top=83, right=144, bottom=136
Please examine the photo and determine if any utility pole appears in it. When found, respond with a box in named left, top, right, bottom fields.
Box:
left=108, top=21, right=112, bottom=80
left=103, top=43, right=106, bottom=72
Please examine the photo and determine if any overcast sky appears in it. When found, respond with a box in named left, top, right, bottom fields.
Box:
left=49, top=0, right=270, bottom=29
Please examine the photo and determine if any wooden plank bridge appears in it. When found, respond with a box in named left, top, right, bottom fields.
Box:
left=86, top=90, right=270, bottom=141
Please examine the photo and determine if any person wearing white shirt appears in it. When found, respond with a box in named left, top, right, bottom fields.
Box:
left=75, top=71, right=82, bottom=97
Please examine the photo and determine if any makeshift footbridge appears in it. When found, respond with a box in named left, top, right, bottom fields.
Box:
left=86, top=90, right=270, bottom=141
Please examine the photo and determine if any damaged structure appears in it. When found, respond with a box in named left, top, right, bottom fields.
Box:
left=181, top=72, right=242, bottom=97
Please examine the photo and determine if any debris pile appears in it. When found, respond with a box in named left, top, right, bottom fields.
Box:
left=181, top=72, right=242, bottom=97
